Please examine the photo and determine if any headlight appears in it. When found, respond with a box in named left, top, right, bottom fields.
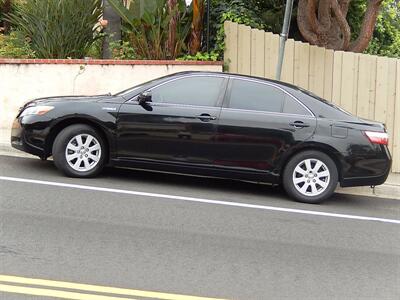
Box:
left=20, top=105, right=54, bottom=117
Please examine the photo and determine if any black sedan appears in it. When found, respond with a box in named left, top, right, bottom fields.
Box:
left=11, top=71, right=391, bottom=203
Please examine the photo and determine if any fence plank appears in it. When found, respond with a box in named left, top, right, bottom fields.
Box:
left=368, top=56, right=378, bottom=120
left=324, top=49, right=334, bottom=101
left=251, top=29, right=265, bottom=77
left=237, top=24, right=251, bottom=75
left=352, top=54, right=360, bottom=114
left=375, top=56, right=389, bottom=123
left=224, top=21, right=238, bottom=73
left=263, top=32, right=273, bottom=79
left=309, top=45, right=326, bottom=97
left=265, top=33, right=279, bottom=79
left=294, top=42, right=310, bottom=89
left=393, top=60, right=400, bottom=172
left=340, top=52, right=358, bottom=113
left=332, top=51, right=343, bottom=106
left=386, top=58, right=397, bottom=161
left=281, top=39, right=295, bottom=84
left=357, top=54, right=375, bottom=119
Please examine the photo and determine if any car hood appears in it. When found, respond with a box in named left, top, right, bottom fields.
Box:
left=23, top=94, right=114, bottom=107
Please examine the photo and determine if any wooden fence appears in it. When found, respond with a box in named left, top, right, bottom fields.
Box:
left=224, top=21, right=400, bottom=173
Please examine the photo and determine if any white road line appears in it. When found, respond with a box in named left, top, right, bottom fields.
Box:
left=0, top=176, right=399, bottom=225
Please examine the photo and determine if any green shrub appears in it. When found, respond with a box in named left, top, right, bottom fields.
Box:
left=177, top=51, right=219, bottom=61
left=207, top=0, right=265, bottom=60
left=0, top=31, right=36, bottom=58
left=364, top=0, right=400, bottom=58
left=6, top=0, right=102, bottom=58
left=109, top=40, right=136, bottom=60
left=86, top=33, right=106, bottom=59
left=108, top=0, right=192, bottom=60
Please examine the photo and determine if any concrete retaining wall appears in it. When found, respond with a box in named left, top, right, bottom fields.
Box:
left=0, top=59, right=222, bottom=129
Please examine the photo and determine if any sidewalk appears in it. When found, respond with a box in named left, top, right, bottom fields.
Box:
left=1, top=128, right=399, bottom=199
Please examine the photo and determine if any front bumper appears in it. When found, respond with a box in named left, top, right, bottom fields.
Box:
left=11, top=117, right=47, bottom=158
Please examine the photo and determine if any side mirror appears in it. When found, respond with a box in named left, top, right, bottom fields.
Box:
left=138, top=92, right=152, bottom=105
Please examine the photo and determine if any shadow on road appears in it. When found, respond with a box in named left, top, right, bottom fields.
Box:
left=2, top=155, right=398, bottom=212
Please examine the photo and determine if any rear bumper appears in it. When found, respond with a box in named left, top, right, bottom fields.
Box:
left=341, top=170, right=391, bottom=187
left=340, top=146, right=392, bottom=187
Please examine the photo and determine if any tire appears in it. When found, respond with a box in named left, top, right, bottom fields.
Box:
left=52, top=124, right=106, bottom=177
left=282, top=150, right=338, bottom=204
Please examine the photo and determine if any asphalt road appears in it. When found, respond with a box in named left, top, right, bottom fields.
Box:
left=0, top=155, right=399, bottom=300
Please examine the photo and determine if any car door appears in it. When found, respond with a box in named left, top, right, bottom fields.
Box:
left=215, top=78, right=316, bottom=179
left=116, top=75, right=228, bottom=167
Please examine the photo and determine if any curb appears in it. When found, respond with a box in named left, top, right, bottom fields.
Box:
left=0, top=143, right=35, bottom=159
left=336, top=185, right=400, bottom=200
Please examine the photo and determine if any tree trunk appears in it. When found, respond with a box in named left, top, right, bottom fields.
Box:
left=297, top=0, right=383, bottom=52
left=189, top=0, right=204, bottom=55
left=2, top=0, right=12, bottom=34
left=102, top=0, right=122, bottom=59
left=167, top=0, right=178, bottom=58
left=349, top=0, right=383, bottom=52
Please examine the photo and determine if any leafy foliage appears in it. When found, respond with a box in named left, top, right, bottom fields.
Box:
left=86, top=33, right=106, bottom=59
left=6, top=0, right=102, bottom=58
left=0, top=31, right=36, bottom=58
left=209, top=0, right=264, bottom=51
left=108, top=0, right=192, bottom=59
left=177, top=51, right=219, bottom=61
left=109, top=40, right=136, bottom=59
left=352, top=0, right=400, bottom=57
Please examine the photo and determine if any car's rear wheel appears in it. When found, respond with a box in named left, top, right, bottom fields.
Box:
left=52, top=124, right=105, bottom=177
left=283, top=150, right=338, bottom=204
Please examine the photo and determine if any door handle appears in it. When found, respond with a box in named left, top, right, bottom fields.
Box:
left=196, top=114, right=217, bottom=121
left=289, top=121, right=310, bottom=128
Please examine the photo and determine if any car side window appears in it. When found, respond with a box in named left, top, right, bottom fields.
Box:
left=150, top=76, right=225, bottom=107
left=283, top=94, right=311, bottom=116
left=228, top=79, right=285, bottom=113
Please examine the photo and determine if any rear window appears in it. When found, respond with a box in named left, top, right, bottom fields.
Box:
left=283, top=95, right=311, bottom=116
left=286, top=87, right=355, bottom=120
left=228, top=79, right=285, bottom=113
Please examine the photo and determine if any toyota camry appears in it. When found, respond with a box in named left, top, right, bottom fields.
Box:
left=11, top=71, right=392, bottom=203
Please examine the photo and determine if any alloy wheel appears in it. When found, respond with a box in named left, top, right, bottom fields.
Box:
left=292, top=158, right=330, bottom=196
left=65, top=134, right=102, bottom=172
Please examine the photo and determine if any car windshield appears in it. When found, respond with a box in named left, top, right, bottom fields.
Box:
left=114, top=77, right=166, bottom=98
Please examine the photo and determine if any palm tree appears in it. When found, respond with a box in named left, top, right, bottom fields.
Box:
left=189, top=0, right=204, bottom=55
left=102, top=0, right=121, bottom=58
left=167, top=0, right=178, bottom=58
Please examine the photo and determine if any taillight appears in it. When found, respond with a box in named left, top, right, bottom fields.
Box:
left=364, top=131, right=389, bottom=145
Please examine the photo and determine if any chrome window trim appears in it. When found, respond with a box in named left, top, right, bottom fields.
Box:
left=148, top=102, right=221, bottom=109
left=127, top=72, right=315, bottom=118
left=220, top=107, right=316, bottom=119
left=228, top=75, right=315, bottom=117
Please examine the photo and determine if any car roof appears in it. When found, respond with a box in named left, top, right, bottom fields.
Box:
left=170, top=71, right=302, bottom=91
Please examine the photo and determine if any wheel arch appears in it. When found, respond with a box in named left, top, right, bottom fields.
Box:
left=45, top=118, right=111, bottom=162
left=278, top=143, right=344, bottom=184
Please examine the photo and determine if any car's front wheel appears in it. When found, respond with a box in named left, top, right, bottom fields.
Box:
left=283, top=150, right=338, bottom=204
left=52, top=124, right=106, bottom=177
